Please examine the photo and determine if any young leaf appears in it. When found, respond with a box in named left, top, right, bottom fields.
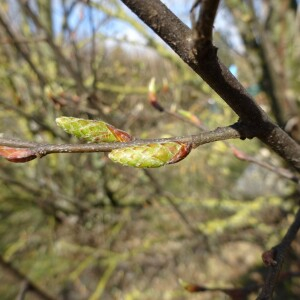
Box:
left=56, top=117, right=132, bottom=142
left=148, top=77, right=164, bottom=112
left=108, top=142, right=191, bottom=168
left=0, top=146, right=36, bottom=163
left=178, top=109, right=202, bottom=126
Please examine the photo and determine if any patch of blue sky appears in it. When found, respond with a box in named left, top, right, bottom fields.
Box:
left=51, top=0, right=146, bottom=45
left=50, top=0, right=245, bottom=53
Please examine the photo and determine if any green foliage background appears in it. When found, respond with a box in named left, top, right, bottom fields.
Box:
left=0, top=1, right=299, bottom=299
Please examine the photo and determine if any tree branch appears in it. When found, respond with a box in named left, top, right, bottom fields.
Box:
left=0, top=124, right=243, bottom=161
left=192, top=0, right=220, bottom=50
left=150, top=87, right=300, bottom=184
left=232, top=147, right=300, bottom=185
left=257, top=208, right=300, bottom=300
left=119, top=0, right=300, bottom=172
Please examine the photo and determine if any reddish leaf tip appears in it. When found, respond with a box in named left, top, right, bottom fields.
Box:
left=231, top=147, right=246, bottom=160
left=168, top=142, right=192, bottom=165
left=106, top=125, right=133, bottom=142
left=0, top=146, right=36, bottom=163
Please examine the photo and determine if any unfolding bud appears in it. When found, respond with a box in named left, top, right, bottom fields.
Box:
left=108, top=142, right=192, bottom=168
left=231, top=146, right=247, bottom=160
left=148, top=77, right=156, bottom=95
left=162, top=77, right=169, bottom=93
left=0, top=146, right=36, bottom=163
left=148, top=77, right=164, bottom=112
left=56, top=117, right=133, bottom=143
left=178, top=279, right=207, bottom=293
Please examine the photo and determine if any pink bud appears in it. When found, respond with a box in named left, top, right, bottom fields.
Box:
left=168, top=142, right=192, bottom=164
left=231, top=147, right=246, bottom=160
left=0, top=146, right=36, bottom=163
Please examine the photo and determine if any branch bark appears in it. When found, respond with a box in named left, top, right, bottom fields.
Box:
left=0, top=124, right=243, bottom=159
left=257, top=208, right=300, bottom=300
left=119, top=0, right=300, bottom=172
left=192, top=0, right=220, bottom=48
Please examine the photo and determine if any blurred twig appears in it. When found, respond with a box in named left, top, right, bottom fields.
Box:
left=0, top=123, right=245, bottom=161
left=0, top=98, right=63, bottom=138
left=144, top=170, right=197, bottom=233
left=0, top=36, right=47, bottom=44
left=180, top=278, right=259, bottom=299
left=257, top=208, right=300, bottom=300
left=0, top=10, right=47, bottom=86
left=88, top=261, right=117, bottom=300
left=181, top=271, right=300, bottom=299
left=16, top=281, right=29, bottom=300
left=232, top=147, right=300, bottom=184
left=0, top=256, right=57, bottom=300
left=20, top=0, right=85, bottom=92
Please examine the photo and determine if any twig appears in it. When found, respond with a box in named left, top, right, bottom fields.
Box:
left=182, top=271, right=300, bottom=298
left=164, top=106, right=299, bottom=184
left=143, top=170, right=197, bottom=233
left=232, top=147, right=300, bottom=184
left=0, top=98, right=63, bottom=138
left=0, top=36, right=47, bottom=45
left=0, top=10, right=47, bottom=86
left=149, top=89, right=300, bottom=184
left=20, top=0, right=85, bottom=92
left=16, top=281, right=29, bottom=300
left=181, top=279, right=260, bottom=298
left=257, top=208, right=300, bottom=300
left=0, top=123, right=246, bottom=161
left=247, top=0, right=286, bottom=127
left=0, top=256, right=57, bottom=300
left=61, top=0, right=83, bottom=80
left=164, top=107, right=207, bottom=131
left=191, top=0, right=220, bottom=50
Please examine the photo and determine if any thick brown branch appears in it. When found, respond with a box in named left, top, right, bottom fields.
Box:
left=192, top=0, right=220, bottom=49
left=257, top=208, right=300, bottom=300
left=119, top=0, right=300, bottom=172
